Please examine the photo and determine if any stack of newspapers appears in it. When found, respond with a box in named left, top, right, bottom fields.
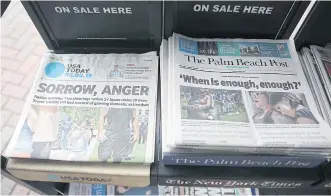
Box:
left=4, top=52, right=158, bottom=164
left=298, top=46, right=331, bottom=125
left=161, top=33, right=331, bottom=167
left=68, top=183, right=259, bottom=196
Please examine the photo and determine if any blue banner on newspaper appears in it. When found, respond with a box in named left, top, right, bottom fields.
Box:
left=178, top=38, right=291, bottom=58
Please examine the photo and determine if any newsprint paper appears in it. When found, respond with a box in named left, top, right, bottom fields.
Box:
left=166, top=33, right=331, bottom=150
left=5, top=52, right=158, bottom=163
left=300, top=47, right=331, bottom=125
left=159, top=186, right=259, bottom=196
left=311, top=46, right=331, bottom=103
left=68, top=183, right=259, bottom=196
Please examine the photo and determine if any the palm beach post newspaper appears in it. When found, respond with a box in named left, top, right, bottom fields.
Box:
left=166, top=33, right=331, bottom=154
left=5, top=52, right=158, bottom=163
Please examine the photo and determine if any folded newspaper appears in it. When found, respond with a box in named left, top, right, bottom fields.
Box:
left=68, top=183, right=159, bottom=195
left=4, top=52, right=158, bottom=163
left=299, top=47, right=331, bottom=125
left=68, top=183, right=258, bottom=196
left=69, top=184, right=159, bottom=195
left=159, top=186, right=259, bottom=196
left=311, top=46, right=331, bottom=104
left=162, top=33, right=331, bottom=159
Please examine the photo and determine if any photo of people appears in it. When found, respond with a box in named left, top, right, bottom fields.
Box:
left=12, top=105, right=60, bottom=159
left=239, top=44, right=260, bottom=56
left=51, top=106, right=100, bottom=160
left=247, top=91, right=319, bottom=124
left=53, top=107, right=99, bottom=151
left=11, top=106, right=149, bottom=162
left=137, top=110, right=149, bottom=144
left=108, top=65, right=123, bottom=78
left=89, top=108, right=149, bottom=163
left=180, top=86, right=249, bottom=122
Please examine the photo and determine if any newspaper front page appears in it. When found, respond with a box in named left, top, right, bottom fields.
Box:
left=169, top=33, right=331, bottom=149
left=5, top=52, right=158, bottom=163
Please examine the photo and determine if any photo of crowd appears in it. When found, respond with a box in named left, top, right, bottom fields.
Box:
left=247, top=91, right=319, bottom=124
left=10, top=105, right=149, bottom=162
left=180, top=86, right=249, bottom=122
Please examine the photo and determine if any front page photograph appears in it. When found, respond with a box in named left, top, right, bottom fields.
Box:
left=247, top=91, right=318, bottom=125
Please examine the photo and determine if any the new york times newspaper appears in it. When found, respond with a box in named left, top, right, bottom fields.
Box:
left=171, top=33, right=331, bottom=148
left=5, top=52, right=158, bottom=163
left=159, top=186, right=258, bottom=196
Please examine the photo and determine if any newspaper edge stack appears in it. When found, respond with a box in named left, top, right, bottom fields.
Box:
left=160, top=33, right=331, bottom=167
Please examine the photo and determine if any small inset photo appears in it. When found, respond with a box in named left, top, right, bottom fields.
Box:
left=276, top=44, right=286, bottom=51
left=108, top=65, right=124, bottom=78
left=247, top=91, right=319, bottom=124
left=239, top=43, right=260, bottom=56
left=180, top=86, right=249, bottom=122
left=197, top=41, right=218, bottom=56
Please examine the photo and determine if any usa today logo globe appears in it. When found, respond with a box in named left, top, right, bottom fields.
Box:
left=45, top=62, right=65, bottom=78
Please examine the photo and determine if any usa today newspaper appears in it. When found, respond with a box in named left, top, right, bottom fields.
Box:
left=168, top=33, right=331, bottom=150
left=5, top=52, right=158, bottom=164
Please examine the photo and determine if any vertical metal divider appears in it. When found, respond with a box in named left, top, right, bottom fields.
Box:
left=150, top=55, right=161, bottom=186
left=294, top=1, right=331, bottom=49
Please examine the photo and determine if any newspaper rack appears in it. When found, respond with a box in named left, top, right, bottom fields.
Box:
left=1, top=0, right=331, bottom=194
left=3, top=0, right=162, bottom=188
